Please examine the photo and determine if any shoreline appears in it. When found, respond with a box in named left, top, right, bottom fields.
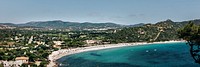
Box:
left=47, top=40, right=185, bottom=67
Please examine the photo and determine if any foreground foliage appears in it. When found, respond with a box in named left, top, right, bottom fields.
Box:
left=178, top=21, right=200, bottom=63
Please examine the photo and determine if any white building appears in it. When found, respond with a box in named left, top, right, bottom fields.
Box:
left=0, top=57, right=29, bottom=67
left=85, top=40, right=102, bottom=45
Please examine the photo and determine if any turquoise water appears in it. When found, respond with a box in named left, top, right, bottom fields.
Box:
left=57, top=42, right=200, bottom=67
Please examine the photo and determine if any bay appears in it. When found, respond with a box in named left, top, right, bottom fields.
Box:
left=57, top=42, right=200, bottom=67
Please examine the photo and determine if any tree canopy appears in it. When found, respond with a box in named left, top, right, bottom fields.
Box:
left=178, top=21, right=200, bottom=63
left=178, top=21, right=200, bottom=44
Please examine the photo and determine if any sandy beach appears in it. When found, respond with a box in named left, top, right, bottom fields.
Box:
left=47, top=40, right=185, bottom=67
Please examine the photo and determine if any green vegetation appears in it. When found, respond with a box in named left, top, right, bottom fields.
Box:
left=107, top=19, right=181, bottom=43
left=21, top=63, right=29, bottom=67
left=178, top=21, right=200, bottom=63
left=19, top=20, right=123, bottom=30
left=0, top=29, right=114, bottom=66
left=178, top=22, right=200, bottom=43
left=1, top=19, right=200, bottom=66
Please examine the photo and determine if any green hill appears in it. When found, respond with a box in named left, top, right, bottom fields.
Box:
left=107, top=19, right=200, bottom=43
left=19, top=20, right=124, bottom=30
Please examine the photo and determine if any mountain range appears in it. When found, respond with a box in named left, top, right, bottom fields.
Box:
left=0, top=20, right=143, bottom=30
left=1, top=19, right=200, bottom=30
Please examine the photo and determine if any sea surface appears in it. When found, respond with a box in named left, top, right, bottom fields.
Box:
left=57, top=42, right=200, bottom=67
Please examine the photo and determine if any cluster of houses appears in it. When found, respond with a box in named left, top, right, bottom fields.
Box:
left=0, top=25, right=16, bottom=29
left=0, top=31, right=113, bottom=67
left=0, top=57, right=43, bottom=67
left=52, top=40, right=110, bottom=48
left=0, top=57, right=29, bottom=67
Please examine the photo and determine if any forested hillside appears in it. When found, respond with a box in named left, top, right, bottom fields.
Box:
left=106, top=19, right=200, bottom=43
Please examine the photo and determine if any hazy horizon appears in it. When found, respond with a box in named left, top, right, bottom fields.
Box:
left=0, top=0, right=200, bottom=25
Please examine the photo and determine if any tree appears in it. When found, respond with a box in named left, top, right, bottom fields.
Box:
left=39, top=61, right=48, bottom=67
left=27, top=53, right=36, bottom=62
left=42, top=52, right=49, bottom=58
left=178, top=21, right=200, bottom=63
left=20, top=63, right=28, bottom=67
left=178, top=22, right=199, bottom=42
left=30, top=63, right=37, bottom=67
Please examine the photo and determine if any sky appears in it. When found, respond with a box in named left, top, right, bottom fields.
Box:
left=0, top=0, right=200, bottom=25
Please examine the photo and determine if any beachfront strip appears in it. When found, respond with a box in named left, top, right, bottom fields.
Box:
left=47, top=40, right=184, bottom=67
left=0, top=40, right=183, bottom=67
